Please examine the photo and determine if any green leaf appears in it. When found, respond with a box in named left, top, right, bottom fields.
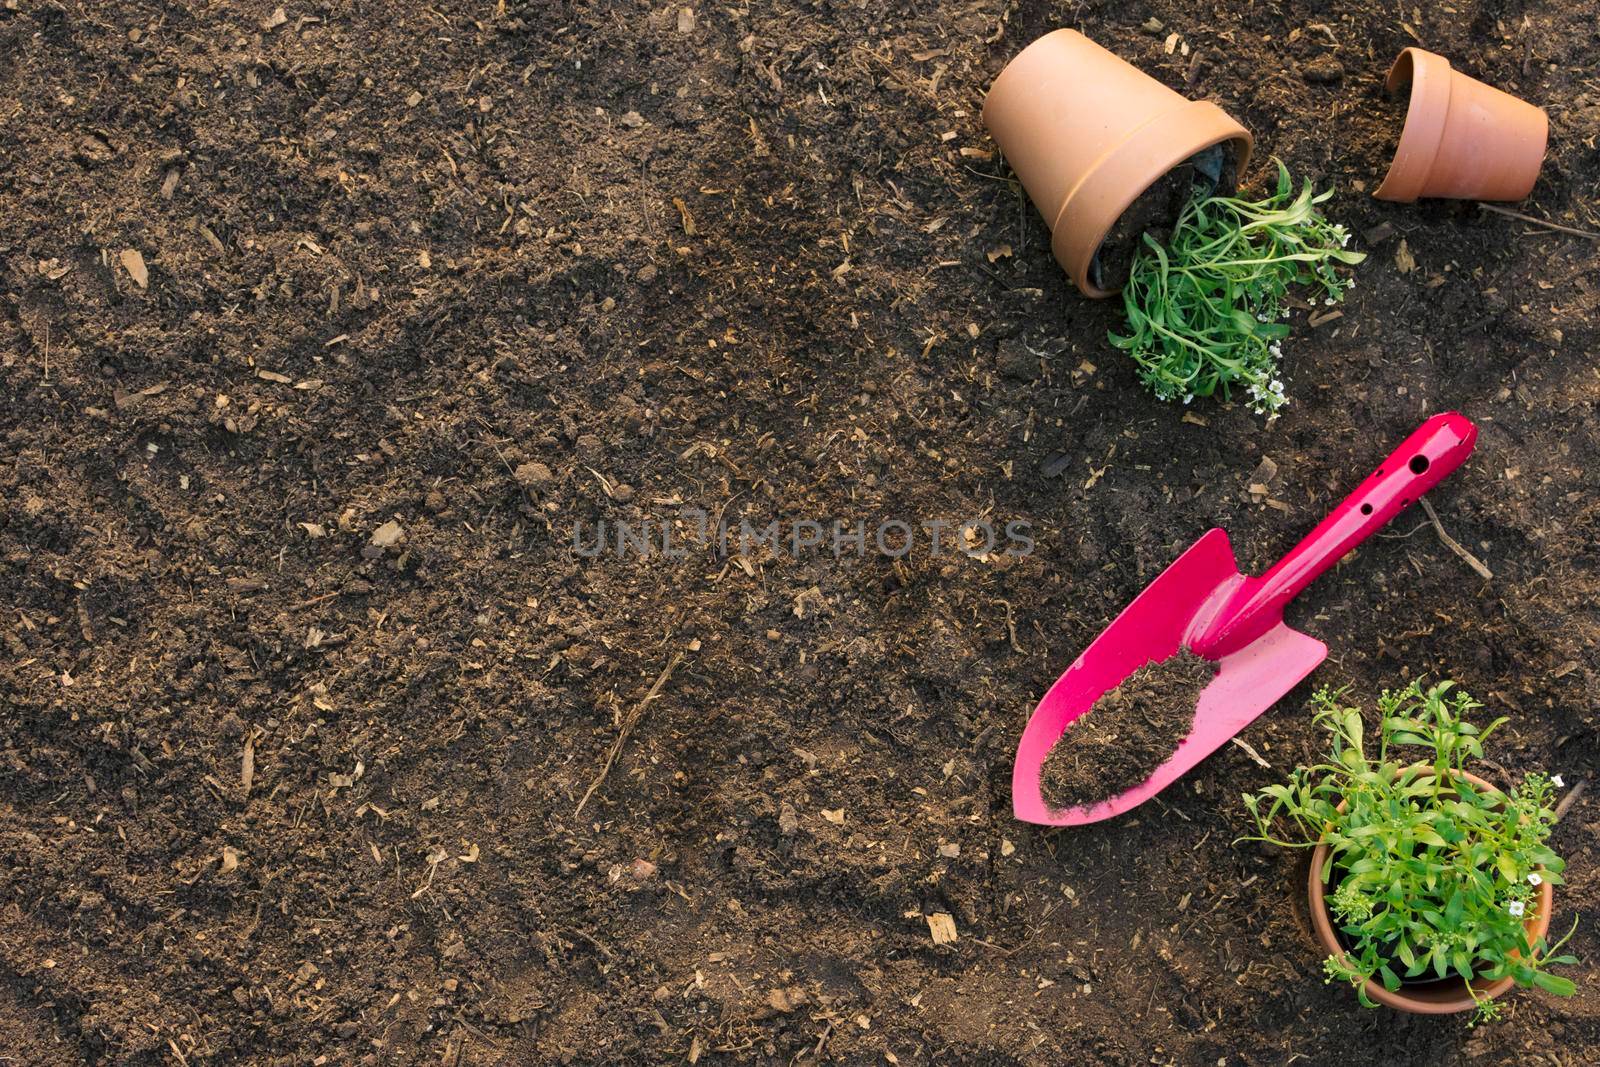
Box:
left=1532, top=972, right=1576, bottom=997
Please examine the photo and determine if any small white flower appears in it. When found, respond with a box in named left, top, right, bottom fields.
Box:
left=1183, top=393, right=1193, bottom=405
left=1528, top=873, right=1543, bottom=886
left=1346, top=277, right=1356, bottom=289
left=1508, top=900, right=1526, bottom=917
left=1552, top=774, right=1565, bottom=788
left=1324, top=296, right=1336, bottom=306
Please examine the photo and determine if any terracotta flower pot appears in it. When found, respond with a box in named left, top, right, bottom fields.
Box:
left=1374, top=48, right=1548, bottom=203
left=1307, top=769, right=1555, bottom=1014
left=982, top=29, right=1253, bottom=298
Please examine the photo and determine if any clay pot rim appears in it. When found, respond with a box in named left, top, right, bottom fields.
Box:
left=1050, top=104, right=1253, bottom=298
left=1306, top=766, right=1554, bottom=1014
left=1373, top=48, right=1455, bottom=203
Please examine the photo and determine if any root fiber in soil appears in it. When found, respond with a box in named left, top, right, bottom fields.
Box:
left=1039, top=649, right=1217, bottom=810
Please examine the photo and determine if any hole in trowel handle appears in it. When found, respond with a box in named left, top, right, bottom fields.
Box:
left=1360, top=503, right=1374, bottom=516
left=1409, top=454, right=1431, bottom=474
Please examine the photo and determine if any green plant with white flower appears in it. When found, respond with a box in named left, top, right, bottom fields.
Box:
left=1242, top=680, right=1577, bottom=1025
left=1112, top=160, right=1365, bottom=415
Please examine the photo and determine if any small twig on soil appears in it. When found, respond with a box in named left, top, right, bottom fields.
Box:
left=1151, top=795, right=1191, bottom=823
left=241, top=730, right=256, bottom=795
left=996, top=599, right=1025, bottom=653
left=970, top=261, right=1018, bottom=290
left=1554, top=778, right=1589, bottom=824
left=564, top=926, right=617, bottom=961
left=1229, top=736, right=1272, bottom=769
left=961, top=165, right=1016, bottom=185
left=1477, top=202, right=1600, bottom=240
left=1419, top=498, right=1493, bottom=580
left=1377, top=520, right=1434, bottom=540
left=574, top=648, right=687, bottom=815
left=471, top=416, right=519, bottom=477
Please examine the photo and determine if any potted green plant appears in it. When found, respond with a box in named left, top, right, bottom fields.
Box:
left=1243, top=681, right=1577, bottom=1024
left=1111, top=161, right=1365, bottom=415
left=982, top=29, right=1254, bottom=298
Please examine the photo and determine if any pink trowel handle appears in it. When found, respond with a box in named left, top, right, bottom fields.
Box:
left=1190, top=412, right=1478, bottom=658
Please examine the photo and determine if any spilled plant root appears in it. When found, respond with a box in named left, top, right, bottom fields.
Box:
left=1040, top=649, right=1217, bottom=811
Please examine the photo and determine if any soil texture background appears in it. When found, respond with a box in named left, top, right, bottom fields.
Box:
left=3, top=1, right=1599, bottom=1064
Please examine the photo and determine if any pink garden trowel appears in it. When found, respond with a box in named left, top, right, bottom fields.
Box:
left=1014, top=412, right=1479, bottom=826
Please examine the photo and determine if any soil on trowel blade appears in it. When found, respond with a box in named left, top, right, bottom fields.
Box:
left=1040, top=649, right=1218, bottom=811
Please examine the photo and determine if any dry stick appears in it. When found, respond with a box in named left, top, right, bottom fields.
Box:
left=1229, top=736, right=1272, bottom=769
left=996, top=598, right=1025, bottom=654
left=290, top=589, right=342, bottom=610
left=1419, top=498, right=1493, bottom=581
left=1554, top=778, right=1589, bottom=824
left=1477, top=202, right=1600, bottom=240
left=967, top=936, right=1022, bottom=957
left=574, top=649, right=686, bottom=815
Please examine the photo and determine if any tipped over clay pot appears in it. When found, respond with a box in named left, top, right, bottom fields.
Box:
left=1375, top=48, right=1548, bottom=203
left=1307, top=769, right=1555, bottom=1015
left=982, top=29, right=1253, bottom=298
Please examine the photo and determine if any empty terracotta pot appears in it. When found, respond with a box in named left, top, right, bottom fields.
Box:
left=1307, top=769, right=1555, bottom=1014
left=1375, top=48, right=1548, bottom=202
left=982, top=29, right=1253, bottom=298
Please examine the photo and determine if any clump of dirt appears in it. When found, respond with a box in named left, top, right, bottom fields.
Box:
left=1040, top=650, right=1218, bottom=810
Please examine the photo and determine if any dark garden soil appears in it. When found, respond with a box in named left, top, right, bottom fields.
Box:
left=1040, top=650, right=1215, bottom=811
left=1090, top=161, right=1207, bottom=291
left=2, top=1, right=1599, bottom=1065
